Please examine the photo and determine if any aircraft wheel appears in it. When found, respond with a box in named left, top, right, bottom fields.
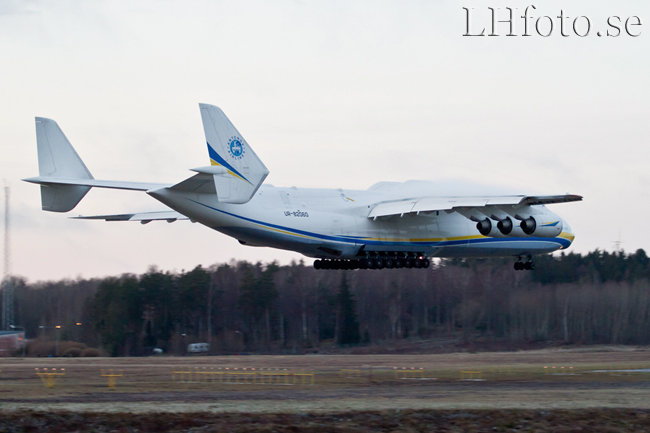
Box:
left=375, top=258, right=385, bottom=269
left=394, top=259, right=403, bottom=268
left=524, top=262, right=532, bottom=271
left=404, top=258, right=413, bottom=268
left=414, top=259, right=423, bottom=269
left=366, top=258, right=376, bottom=269
left=314, top=260, right=322, bottom=270
left=384, top=258, right=394, bottom=269
left=422, top=258, right=430, bottom=268
left=514, top=262, right=522, bottom=271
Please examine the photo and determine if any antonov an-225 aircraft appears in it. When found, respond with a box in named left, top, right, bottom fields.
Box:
left=24, top=104, right=582, bottom=271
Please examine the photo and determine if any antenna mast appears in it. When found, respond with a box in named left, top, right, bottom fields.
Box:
left=2, top=182, right=13, bottom=331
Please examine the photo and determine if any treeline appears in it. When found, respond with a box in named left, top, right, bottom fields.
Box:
left=5, top=248, right=650, bottom=356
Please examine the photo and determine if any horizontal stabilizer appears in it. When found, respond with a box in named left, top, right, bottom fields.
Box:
left=23, top=176, right=169, bottom=192
left=73, top=211, right=189, bottom=223
left=169, top=172, right=217, bottom=194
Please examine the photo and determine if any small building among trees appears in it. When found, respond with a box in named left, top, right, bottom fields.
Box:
left=0, top=330, right=25, bottom=357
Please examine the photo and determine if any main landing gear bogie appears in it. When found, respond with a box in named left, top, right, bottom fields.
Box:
left=313, top=259, right=359, bottom=270
left=314, top=254, right=431, bottom=271
left=364, top=255, right=430, bottom=270
left=514, top=256, right=535, bottom=271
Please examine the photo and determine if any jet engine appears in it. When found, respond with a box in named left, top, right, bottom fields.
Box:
left=495, top=216, right=528, bottom=237
left=476, top=218, right=491, bottom=235
left=519, top=216, right=563, bottom=238
left=497, top=217, right=513, bottom=235
left=475, top=218, right=507, bottom=238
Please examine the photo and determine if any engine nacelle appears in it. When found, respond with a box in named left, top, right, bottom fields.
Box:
left=476, top=214, right=563, bottom=238
left=497, top=217, right=512, bottom=235
left=494, top=216, right=530, bottom=237
left=476, top=218, right=509, bottom=238
left=476, top=218, right=491, bottom=235
left=519, top=216, right=563, bottom=238
left=476, top=218, right=508, bottom=238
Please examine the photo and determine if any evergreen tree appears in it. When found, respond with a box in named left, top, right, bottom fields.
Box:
left=337, top=274, right=360, bottom=346
left=93, top=276, right=142, bottom=356
left=139, top=268, right=175, bottom=351
left=238, top=262, right=279, bottom=348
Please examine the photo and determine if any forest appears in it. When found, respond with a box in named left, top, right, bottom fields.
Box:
left=3, top=248, right=650, bottom=356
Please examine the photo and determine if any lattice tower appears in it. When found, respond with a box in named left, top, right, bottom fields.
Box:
left=2, top=183, right=13, bottom=331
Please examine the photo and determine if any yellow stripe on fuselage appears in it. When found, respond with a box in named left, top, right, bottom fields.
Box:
left=252, top=223, right=318, bottom=240
left=357, top=234, right=486, bottom=243
left=558, top=231, right=575, bottom=242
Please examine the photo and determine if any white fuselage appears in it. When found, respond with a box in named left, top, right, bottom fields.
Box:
left=26, top=106, right=580, bottom=268
left=148, top=183, right=574, bottom=260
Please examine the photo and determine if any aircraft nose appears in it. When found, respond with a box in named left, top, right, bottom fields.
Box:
left=560, top=220, right=575, bottom=248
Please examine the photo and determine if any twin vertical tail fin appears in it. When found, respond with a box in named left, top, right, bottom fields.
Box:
left=28, top=105, right=268, bottom=212
left=34, top=118, right=94, bottom=212
left=199, top=104, right=269, bottom=204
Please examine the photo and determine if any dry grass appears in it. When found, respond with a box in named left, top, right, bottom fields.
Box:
left=2, top=346, right=650, bottom=431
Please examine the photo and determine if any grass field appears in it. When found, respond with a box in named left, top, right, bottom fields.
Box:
left=2, top=347, right=650, bottom=431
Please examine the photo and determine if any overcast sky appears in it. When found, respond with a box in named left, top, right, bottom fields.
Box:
left=1, top=0, right=649, bottom=281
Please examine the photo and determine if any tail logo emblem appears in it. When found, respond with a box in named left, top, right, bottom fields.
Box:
left=228, top=136, right=245, bottom=160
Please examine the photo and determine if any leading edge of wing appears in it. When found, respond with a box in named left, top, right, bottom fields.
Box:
left=72, top=211, right=189, bottom=222
left=23, top=176, right=170, bottom=191
left=368, top=194, right=583, bottom=219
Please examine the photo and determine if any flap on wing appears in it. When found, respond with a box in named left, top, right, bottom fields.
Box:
left=368, top=200, right=418, bottom=218
left=72, top=211, right=189, bottom=223
left=368, top=194, right=582, bottom=219
left=411, top=198, right=456, bottom=213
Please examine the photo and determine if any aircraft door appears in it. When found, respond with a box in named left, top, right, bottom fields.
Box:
left=279, top=189, right=291, bottom=208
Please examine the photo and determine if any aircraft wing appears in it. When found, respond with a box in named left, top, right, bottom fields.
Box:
left=72, top=211, right=189, bottom=223
left=368, top=194, right=582, bottom=219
